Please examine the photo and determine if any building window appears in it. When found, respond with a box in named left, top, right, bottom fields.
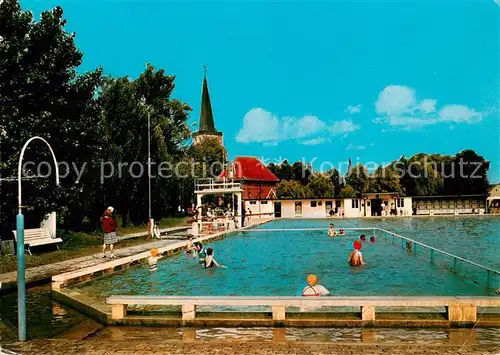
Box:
left=352, top=199, right=359, bottom=209
left=261, top=201, right=268, bottom=204
left=336, top=200, right=341, bottom=207
left=250, top=201, right=257, bottom=205
left=310, top=201, right=317, bottom=207
left=396, top=198, right=405, bottom=208
left=318, top=201, right=322, bottom=206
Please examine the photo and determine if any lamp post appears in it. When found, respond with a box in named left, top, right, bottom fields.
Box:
left=140, top=97, right=152, bottom=234
left=17, top=136, right=60, bottom=341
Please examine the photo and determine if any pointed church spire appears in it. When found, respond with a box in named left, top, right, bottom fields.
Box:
left=199, top=65, right=217, bottom=132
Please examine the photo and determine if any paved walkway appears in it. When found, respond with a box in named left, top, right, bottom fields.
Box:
left=3, top=339, right=499, bottom=355
left=0, top=227, right=189, bottom=292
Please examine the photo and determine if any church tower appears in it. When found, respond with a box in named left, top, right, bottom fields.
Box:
left=193, top=66, right=223, bottom=146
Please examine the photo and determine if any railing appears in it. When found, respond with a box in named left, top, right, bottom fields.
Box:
left=247, top=227, right=500, bottom=289
left=195, top=178, right=243, bottom=192
left=374, top=228, right=499, bottom=289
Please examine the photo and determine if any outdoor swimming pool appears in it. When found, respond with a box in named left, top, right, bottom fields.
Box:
left=73, top=217, right=500, bottom=300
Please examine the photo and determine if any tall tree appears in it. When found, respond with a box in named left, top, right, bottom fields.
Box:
left=345, top=163, right=368, bottom=193
left=276, top=180, right=307, bottom=199
left=306, top=173, right=335, bottom=198
left=98, top=65, right=191, bottom=225
left=0, top=0, right=103, bottom=228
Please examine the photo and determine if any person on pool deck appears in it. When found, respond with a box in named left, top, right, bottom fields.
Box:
left=328, top=224, right=337, bottom=237
left=301, top=274, right=330, bottom=296
left=203, top=247, right=226, bottom=268
left=348, top=241, right=365, bottom=266
left=148, top=248, right=163, bottom=272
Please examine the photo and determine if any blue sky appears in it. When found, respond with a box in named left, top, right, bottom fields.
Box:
left=22, top=0, right=500, bottom=182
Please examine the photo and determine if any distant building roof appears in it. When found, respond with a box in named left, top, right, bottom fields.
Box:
left=219, top=157, right=279, bottom=182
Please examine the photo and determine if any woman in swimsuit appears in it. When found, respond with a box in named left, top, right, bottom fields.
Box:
left=203, top=248, right=226, bottom=268
left=301, top=274, right=330, bottom=296
left=348, top=241, right=365, bottom=266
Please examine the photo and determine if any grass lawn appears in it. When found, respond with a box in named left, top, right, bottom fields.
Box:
left=0, top=217, right=189, bottom=274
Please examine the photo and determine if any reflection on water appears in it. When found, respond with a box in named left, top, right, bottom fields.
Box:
left=91, top=326, right=500, bottom=345
left=0, top=285, right=98, bottom=341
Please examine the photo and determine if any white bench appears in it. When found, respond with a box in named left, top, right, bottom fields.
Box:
left=12, top=228, right=63, bottom=255
left=106, top=295, right=500, bottom=323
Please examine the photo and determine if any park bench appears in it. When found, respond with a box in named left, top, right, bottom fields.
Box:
left=106, top=295, right=500, bottom=323
left=12, top=228, right=63, bottom=255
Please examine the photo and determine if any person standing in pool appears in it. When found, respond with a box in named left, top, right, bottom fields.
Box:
left=348, top=241, right=365, bottom=266
left=328, top=223, right=337, bottom=237
left=148, top=248, right=163, bottom=272
left=301, top=274, right=330, bottom=296
left=360, top=234, right=367, bottom=243
left=204, top=248, right=226, bottom=268
left=186, top=238, right=194, bottom=254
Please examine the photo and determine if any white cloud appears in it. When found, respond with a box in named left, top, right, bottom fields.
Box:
left=374, top=85, right=483, bottom=130
left=300, top=138, right=329, bottom=145
left=347, top=143, right=365, bottom=150
left=330, top=120, right=360, bottom=135
left=236, top=108, right=360, bottom=144
left=375, top=85, right=415, bottom=116
left=439, top=104, right=482, bottom=123
left=345, top=105, right=362, bottom=114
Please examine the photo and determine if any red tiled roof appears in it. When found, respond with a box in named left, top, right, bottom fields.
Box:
left=243, top=184, right=278, bottom=200
left=219, top=157, right=279, bottom=182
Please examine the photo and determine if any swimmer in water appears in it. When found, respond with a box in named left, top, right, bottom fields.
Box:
left=186, top=238, right=194, bottom=254
left=339, top=228, right=345, bottom=236
left=360, top=234, right=367, bottom=243
left=328, top=224, right=337, bottom=237
left=348, top=241, right=365, bottom=267
left=301, top=274, right=330, bottom=296
left=203, top=247, right=226, bottom=268
left=148, top=248, right=163, bottom=272
left=370, top=236, right=375, bottom=244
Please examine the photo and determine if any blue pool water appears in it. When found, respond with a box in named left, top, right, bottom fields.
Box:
left=74, top=217, right=500, bottom=299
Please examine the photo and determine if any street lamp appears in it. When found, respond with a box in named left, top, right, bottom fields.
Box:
left=140, top=97, right=153, bottom=234
left=17, top=136, right=60, bottom=341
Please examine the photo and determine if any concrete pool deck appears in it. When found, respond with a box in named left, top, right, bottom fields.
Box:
left=4, top=338, right=500, bottom=355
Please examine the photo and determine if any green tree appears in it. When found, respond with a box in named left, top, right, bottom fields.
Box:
left=339, top=185, right=357, bottom=198
left=306, top=173, right=335, bottom=198
left=0, top=0, right=103, bottom=228
left=98, top=64, right=191, bottom=225
left=292, top=161, right=312, bottom=185
left=327, top=168, right=344, bottom=196
left=276, top=180, right=307, bottom=199
left=345, top=163, right=368, bottom=193
left=368, top=166, right=402, bottom=193
left=277, top=160, right=294, bottom=181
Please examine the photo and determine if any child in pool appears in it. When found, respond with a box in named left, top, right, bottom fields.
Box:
left=360, top=235, right=367, bottom=243
left=328, top=224, right=337, bottom=237
left=370, top=236, right=375, bottom=244
left=186, top=238, right=194, bottom=254
left=148, top=248, right=163, bottom=272
left=301, top=274, right=330, bottom=296
left=203, top=247, right=226, bottom=268
left=339, top=229, right=345, bottom=236
left=348, top=241, right=365, bottom=267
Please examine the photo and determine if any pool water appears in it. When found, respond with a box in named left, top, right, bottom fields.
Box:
left=74, top=217, right=499, bottom=299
